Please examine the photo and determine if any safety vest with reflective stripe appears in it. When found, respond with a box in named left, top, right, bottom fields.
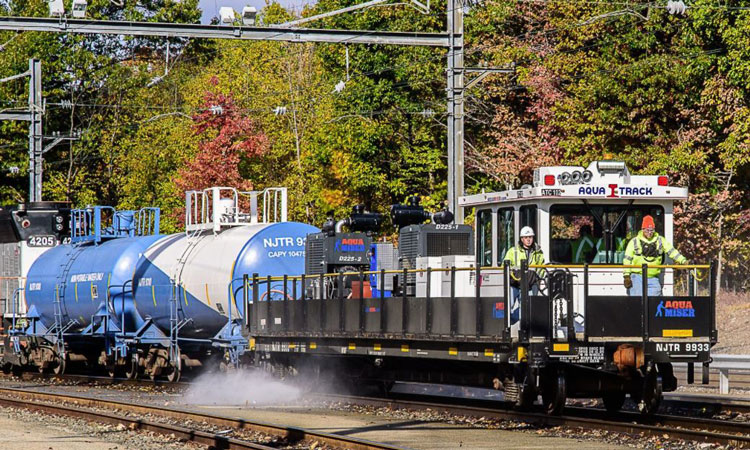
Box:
left=504, top=244, right=545, bottom=282
left=623, top=231, right=687, bottom=277
left=571, top=235, right=595, bottom=263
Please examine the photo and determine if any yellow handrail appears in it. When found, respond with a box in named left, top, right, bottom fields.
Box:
left=243, top=263, right=711, bottom=283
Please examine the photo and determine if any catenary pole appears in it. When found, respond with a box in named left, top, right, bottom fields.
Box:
left=0, top=15, right=465, bottom=210
left=29, top=59, right=42, bottom=202
left=446, top=0, right=464, bottom=222
left=0, top=59, right=42, bottom=202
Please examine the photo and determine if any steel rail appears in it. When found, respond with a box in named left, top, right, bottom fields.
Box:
left=4, top=374, right=750, bottom=445
left=20, top=371, right=750, bottom=416
left=0, top=386, right=406, bottom=450
left=317, top=393, right=750, bottom=448
left=0, top=394, right=278, bottom=449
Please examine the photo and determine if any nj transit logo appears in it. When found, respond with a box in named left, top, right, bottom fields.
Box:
left=655, top=300, right=695, bottom=318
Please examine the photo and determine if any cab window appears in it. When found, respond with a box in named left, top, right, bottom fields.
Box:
left=477, top=209, right=493, bottom=266
left=549, top=204, right=665, bottom=264
left=497, top=208, right=514, bottom=264
left=519, top=205, right=537, bottom=233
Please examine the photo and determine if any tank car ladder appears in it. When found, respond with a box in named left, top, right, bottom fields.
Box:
left=43, top=247, right=82, bottom=372
left=167, top=279, right=191, bottom=380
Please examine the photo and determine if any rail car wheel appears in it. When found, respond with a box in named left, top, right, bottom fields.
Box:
left=506, top=378, right=536, bottom=411
left=11, top=364, right=23, bottom=377
left=637, top=370, right=662, bottom=415
left=602, top=391, right=626, bottom=413
left=542, top=369, right=566, bottom=415
left=52, top=356, right=66, bottom=376
left=125, top=355, right=139, bottom=380
left=107, top=364, right=120, bottom=379
left=166, top=364, right=181, bottom=383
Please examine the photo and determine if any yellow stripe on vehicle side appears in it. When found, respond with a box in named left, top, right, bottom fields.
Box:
left=663, top=329, right=693, bottom=337
left=183, top=285, right=187, bottom=306
left=205, top=284, right=211, bottom=306
left=151, top=285, right=156, bottom=306
left=74, top=283, right=78, bottom=303
left=553, top=343, right=570, bottom=352
left=106, top=273, right=111, bottom=301
left=90, top=282, right=94, bottom=301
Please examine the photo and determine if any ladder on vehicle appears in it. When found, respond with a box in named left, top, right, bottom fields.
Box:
left=48, top=247, right=82, bottom=357
left=168, top=279, right=191, bottom=373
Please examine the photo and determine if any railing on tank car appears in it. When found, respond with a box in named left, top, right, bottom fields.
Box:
left=71, top=207, right=160, bottom=244
left=236, top=263, right=714, bottom=345
left=185, top=187, right=288, bottom=234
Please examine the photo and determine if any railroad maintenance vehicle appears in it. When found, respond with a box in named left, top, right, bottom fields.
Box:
left=0, top=160, right=716, bottom=415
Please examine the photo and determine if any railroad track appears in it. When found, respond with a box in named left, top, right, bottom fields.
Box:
left=0, top=386, right=405, bottom=450
left=4, top=372, right=750, bottom=447
left=327, top=393, right=750, bottom=447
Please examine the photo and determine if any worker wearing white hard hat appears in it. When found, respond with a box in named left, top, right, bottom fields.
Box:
left=503, top=226, right=546, bottom=323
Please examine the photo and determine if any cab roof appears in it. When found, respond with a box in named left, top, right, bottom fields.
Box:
left=459, top=160, right=687, bottom=208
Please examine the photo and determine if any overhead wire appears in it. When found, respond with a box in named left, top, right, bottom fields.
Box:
left=2, top=0, right=738, bottom=150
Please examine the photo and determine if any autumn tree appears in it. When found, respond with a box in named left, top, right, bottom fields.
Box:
left=174, top=88, right=269, bottom=195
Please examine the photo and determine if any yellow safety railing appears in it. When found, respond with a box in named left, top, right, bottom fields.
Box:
left=242, top=263, right=711, bottom=283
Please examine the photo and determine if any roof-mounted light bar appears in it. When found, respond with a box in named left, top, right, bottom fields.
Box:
left=596, top=160, right=627, bottom=174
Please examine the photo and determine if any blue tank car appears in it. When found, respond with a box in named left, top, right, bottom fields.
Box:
left=2, top=187, right=316, bottom=381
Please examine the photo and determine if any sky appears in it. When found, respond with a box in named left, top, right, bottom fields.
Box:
left=197, top=0, right=317, bottom=24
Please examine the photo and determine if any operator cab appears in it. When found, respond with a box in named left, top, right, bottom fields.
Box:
left=460, top=160, right=688, bottom=337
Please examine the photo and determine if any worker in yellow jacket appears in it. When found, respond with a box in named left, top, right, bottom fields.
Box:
left=623, top=215, right=687, bottom=296
left=504, top=226, right=545, bottom=322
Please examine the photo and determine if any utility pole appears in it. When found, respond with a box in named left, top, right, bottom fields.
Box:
left=0, top=58, right=43, bottom=202
left=29, top=59, right=43, bottom=203
left=446, top=0, right=464, bottom=222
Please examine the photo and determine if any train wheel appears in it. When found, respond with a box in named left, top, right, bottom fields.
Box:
left=507, top=377, right=537, bottom=411
left=542, top=369, right=566, bottom=415
left=125, top=355, right=139, bottom=380
left=638, top=370, right=662, bottom=415
left=11, top=364, right=23, bottom=377
left=52, top=356, right=66, bottom=376
left=1, top=363, right=11, bottom=375
left=167, top=365, right=181, bottom=383
left=602, top=391, right=626, bottom=413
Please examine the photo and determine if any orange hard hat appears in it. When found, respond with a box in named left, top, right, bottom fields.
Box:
left=642, top=215, right=655, bottom=230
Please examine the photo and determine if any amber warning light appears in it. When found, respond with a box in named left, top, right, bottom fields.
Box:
left=658, top=176, right=669, bottom=186
left=544, top=175, right=555, bottom=186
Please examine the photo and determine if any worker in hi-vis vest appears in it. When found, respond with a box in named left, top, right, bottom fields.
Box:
left=571, top=225, right=596, bottom=264
left=503, top=226, right=545, bottom=323
left=623, top=215, right=687, bottom=296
